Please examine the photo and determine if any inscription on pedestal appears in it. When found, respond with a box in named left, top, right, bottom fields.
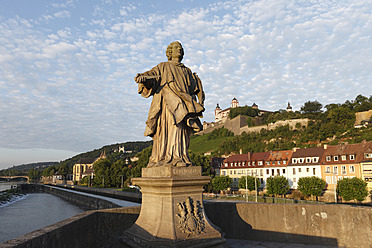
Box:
left=176, top=197, right=205, bottom=237
left=142, top=166, right=202, bottom=178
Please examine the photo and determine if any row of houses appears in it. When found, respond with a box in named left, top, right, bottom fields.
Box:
left=217, top=140, right=372, bottom=190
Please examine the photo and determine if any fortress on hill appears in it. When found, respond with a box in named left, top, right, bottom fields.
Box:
left=201, top=98, right=307, bottom=136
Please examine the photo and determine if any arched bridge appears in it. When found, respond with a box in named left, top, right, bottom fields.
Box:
left=0, top=176, right=29, bottom=182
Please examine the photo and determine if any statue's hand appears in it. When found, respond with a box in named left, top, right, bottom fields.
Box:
left=134, top=74, right=146, bottom=84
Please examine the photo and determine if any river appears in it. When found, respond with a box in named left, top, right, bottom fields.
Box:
left=0, top=183, right=87, bottom=243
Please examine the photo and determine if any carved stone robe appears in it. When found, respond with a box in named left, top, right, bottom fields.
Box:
left=138, top=61, right=204, bottom=167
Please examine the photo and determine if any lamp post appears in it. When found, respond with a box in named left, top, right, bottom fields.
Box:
left=118, top=175, right=124, bottom=188
left=333, top=170, right=337, bottom=204
left=245, top=170, right=248, bottom=202
left=253, top=170, right=258, bottom=202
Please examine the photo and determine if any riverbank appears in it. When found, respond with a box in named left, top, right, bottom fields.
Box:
left=0, top=188, right=26, bottom=207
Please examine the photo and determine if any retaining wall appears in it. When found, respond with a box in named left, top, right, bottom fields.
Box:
left=4, top=185, right=372, bottom=248
left=204, top=201, right=372, bottom=248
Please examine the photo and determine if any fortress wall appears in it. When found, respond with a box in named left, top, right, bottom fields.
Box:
left=355, top=110, right=372, bottom=125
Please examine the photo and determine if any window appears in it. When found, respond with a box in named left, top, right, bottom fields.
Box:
left=277, top=169, right=280, bottom=175
left=341, top=166, right=346, bottom=175
left=333, top=166, right=338, bottom=175
left=293, top=168, right=296, bottom=175
left=234, top=163, right=237, bottom=167
left=230, top=170, right=232, bottom=175
left=222, top=171, right=226, bottom=176
left=365, top=153, right=372, bottom=158
left=306, top=158, right=311, bottom=163
left=248, top=162, right=251, bottom=166
left=326, top=156, right=331, bottom=162
left=225, top=163, right=228, bottom=167
left=234, top=170, right=236, bottom=174
left=278, top=161, right=281, bottom=165
left=313, top=168, right=316, bottom=175
left=325, top=166, right=331, bottom=173
left=313, top=157, right=319, bottom=163
left=252, top=162, right=255, bottom=166
left=238, top=162, right=241, bottom=167
left=266, top=161, right=270, bottom=165
left=349, top=155, right=355, bottom=160
left=260, top=169, right=263, bottom=176
left=292, top=158, right=297, bottom=164
left=349, top=165, right=355, bottom=173
left=242, top=162, right=245, bottom=166
left=230, top=163, right=233, bottom=166
left=258, top=161, right=263, bottom=166
left=306, top=168, right=310, bottom=173
left=266, top=169, right=269, bottom=174
left=334, top=156, right=339, bottom=161
left=341, top=155, right=346, bottom=161
left=282, top=169, right=286, bottom=174
left=273, top=161, right=276, bottom=165
left=298, top=168, right=302, bottom=173
left=283, top=160, right=287, bottom=165
left=299, top=158, right=304, bottom=163
left=272, top=169, right=274, bottom=176
left=293, top=178, right=297, bottom=183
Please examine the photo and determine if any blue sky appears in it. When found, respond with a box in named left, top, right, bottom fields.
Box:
left=1, top=0, right=371, bottom=169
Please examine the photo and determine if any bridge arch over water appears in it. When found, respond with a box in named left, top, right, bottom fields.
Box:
left=0, top=176, right=29, bottom=182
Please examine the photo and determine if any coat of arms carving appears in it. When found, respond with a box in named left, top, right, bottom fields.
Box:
left=176, top=197, right=205, bottom=237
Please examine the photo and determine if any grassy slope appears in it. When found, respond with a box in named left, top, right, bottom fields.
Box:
left=189, top=133, right=234, bottom=155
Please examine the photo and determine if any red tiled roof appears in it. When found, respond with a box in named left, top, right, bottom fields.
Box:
left=322, top=141, right=372, bottom=164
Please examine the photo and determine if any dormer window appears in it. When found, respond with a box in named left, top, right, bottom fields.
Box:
left=252, top=162, right=255, bottom=166
left=283, top=160, right=287, bottom=165
left=248, top=162, right=251, bottom=166
left=306, top=158, right=311, bottom=163
left=258, top=161, right=263, bottom=166
left=292, top=158, right=298, bottom=164
left=272, top=161, right=276, bottom=165
left=225, top=163, right=228, bottom=167
left=334, top=156, right=339, bottom=161
left=313, top=157, right=319, bottom=163
left=299, top=158, right=304, bottom=163
left=238, top=162, right=241, bottom=167
left=266, top=161, right=270, bottom=165
left=326, top=156, right=331, bottom=162
left=349, top=155, right=355, bottom=160
left=341, top=155, right=346, bottom=161
left=242, top=162, right=245, bottom=166
left=278, top=161, right=281, bottom=165
left=365, top=153, right=372, bottom=159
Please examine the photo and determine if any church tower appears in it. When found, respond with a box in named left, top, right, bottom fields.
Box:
left=231, top=98, right=239, bottom=108
left=286, top=102, right=293, bottom=112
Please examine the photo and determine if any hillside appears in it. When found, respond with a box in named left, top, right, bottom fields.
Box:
left=0, top=162, right=59, bottom=176
left=190, top=95, right=372, bottom=156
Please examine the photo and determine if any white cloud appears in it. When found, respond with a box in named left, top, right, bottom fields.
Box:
left=0, top=0, right=371, bottom=167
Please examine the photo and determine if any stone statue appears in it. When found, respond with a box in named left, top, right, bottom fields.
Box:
left=135, top=41, right=205, bottom=167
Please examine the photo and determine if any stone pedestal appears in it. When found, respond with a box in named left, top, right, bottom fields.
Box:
left=121, top=166, right=227, bottom=248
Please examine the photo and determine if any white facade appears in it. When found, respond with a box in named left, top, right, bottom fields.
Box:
left=287, top=164, right=322, bottom=189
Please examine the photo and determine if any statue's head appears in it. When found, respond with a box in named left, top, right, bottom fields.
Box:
left=166, top=41, right=184, bottom=61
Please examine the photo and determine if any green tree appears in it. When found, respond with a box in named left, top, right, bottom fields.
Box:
left=337, top=177, right=368, bottom=203
left=297, top=176, right=326, bottom=201
left=238, top=175, right=260, bottom=194
left=211, top=175, right=232, bottom=193
left=229, top=105, right=259, bottom=119
left=28, top=168, right=41, bottom=182
left=300, top=100, right=323, bottom=114
left=189, top=152, right=214, bottom=177
left=131, top=146, right=152, bottom=178
left=266, top=175, right=290, bottom=197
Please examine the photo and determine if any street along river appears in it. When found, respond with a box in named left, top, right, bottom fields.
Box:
left=0, top=185, right=86, bottom=243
